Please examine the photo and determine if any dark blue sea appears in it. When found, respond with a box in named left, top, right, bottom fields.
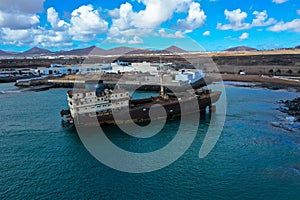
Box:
left=1, top=82, right=300, bottom=199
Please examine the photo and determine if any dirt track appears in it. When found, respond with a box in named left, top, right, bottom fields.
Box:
left=212, top=74, right=300, bottom=92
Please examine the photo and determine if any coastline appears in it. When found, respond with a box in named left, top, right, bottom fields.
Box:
left=211, top=74, right=300, bottom=128
left=212, top=74, right=300, bottom=93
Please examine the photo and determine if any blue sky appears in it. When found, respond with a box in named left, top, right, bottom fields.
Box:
left=0, top=0, right=299, bottom=52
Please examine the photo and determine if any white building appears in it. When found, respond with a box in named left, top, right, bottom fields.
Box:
left=132, top=62, right=158, bottom=74
left=35, top=65, right=80, bottom=76
left=105, top=63, right=134, bottom=74
left=175, top=69, right=205, bottom=83
left=77, top=64, right=108, bottom=74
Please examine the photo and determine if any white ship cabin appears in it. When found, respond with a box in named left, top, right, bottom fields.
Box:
left=67, top=81, right=130, bottom=118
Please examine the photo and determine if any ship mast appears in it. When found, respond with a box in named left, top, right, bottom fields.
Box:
left=159, top=56, right=164, bottom=97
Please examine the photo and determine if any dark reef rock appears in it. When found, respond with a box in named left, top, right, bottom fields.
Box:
left=278, top=97, right=300, bottom=121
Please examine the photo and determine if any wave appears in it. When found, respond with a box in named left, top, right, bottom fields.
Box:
left=271, top=116, right=300, bottom=132
left=0, top=90, right=22, bottom=95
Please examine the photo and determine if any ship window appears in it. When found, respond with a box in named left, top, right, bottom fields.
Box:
left=120, top=94, right=123, bottom=97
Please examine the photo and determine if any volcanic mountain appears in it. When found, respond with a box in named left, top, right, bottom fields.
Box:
left=0, top=45, right=189, bottom=56
left=224, top=46, right=257, bottom=52
left=56, top=46, right=106, bottom=56
left=20, top=47, right=53, bottom=56
left=0, top=50, right=11, bottom=56
left=164, top=45, right=187, bottom=53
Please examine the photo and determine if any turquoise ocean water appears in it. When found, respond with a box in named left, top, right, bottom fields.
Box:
left=1, top=82, right=300, bottom=199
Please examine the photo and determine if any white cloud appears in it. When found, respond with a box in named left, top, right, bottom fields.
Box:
left=0, top=4, right=110, bottom=48
left=217, top=9, right=249, bottom=30
left=110, top=3, right=134, bottom=32
left=175, top=0, right=192, bottom=12
left=47, top=7, right=69, bottom=30
left=128, top=36, right=143, bottom=44
left=203, top=31, right=210, bottom=36
left=108, top=8, right=120, bottom=18
left=41, top=7, right=72, bottom=47
left=252, top=11, right=276, bottom=27
left=33, top=29, right=73, bottom=48
left=0, top=0, right=44, bottom=29
left=272, top=0, right=288, bottom=4
left=0, top=27, right=73, bottom=48
left=106, top=3, right=146, bottom=44
left=132, top=0, right=192, bottom=29
left=0, top=0, right=45, bottom=14
left=268, top=19, right=300, bottom=32
left=107, top=37, right=127, bottom=44
left=47, top=7, right=59, bottom=28
left=177, top=2, right=206, bottom=31
left=239, top=32, right=249, bottom=40
left=217, top=9, right=276, bottom=31
left=0, top=11, right=39, bottom=29
left=158, top=28, right=185, bottom=38
left=1, top=28, right=31, bottom=45
left=106, top=35, right=143, bottom=45
left=69, top=5, right=108, bottom=42
left=107, top=0, right=195, bottom=42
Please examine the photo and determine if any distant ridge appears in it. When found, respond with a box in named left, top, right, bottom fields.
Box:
left=164, top=45, right=187, bottom=53
left=124, top=46, right=187, bottom=55
left=56, top=46, right=106, bottom=56
left=0, top=50, right=11, bottom=56
left=106, top=46, right=140, bottom=55
left=224, top=46, right=257, bottom=52
left=1, top=44, right=300, bottom=57
left=21, top=47, right=53, bottom=56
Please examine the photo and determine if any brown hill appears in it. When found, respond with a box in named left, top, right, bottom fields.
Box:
left=224, top=46, right=257, bottom=52
left=106, top=46, right=139, bottom=55
left=164, top=45, right=187, bottom=53
left=21, top=47, right=53, bottom=56
left=58, top=46, right=106, bottom=56
left=0, top=50, right=11, bottom=56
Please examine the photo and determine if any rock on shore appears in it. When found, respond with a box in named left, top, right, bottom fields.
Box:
left=278, top=97, right=300, bottom=121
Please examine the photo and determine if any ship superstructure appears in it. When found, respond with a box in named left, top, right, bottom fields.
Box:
left=67, top=80, right=130, bottom=119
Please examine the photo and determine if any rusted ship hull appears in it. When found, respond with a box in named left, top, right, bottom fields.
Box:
left=72, top=91, right=221, bottom=127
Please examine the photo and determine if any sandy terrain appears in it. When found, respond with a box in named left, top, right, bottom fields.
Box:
left=208, top=74, right=300, bottom=92
left=208, top=49, right=300, bottom=56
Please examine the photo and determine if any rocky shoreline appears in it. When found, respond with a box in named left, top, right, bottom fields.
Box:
left=278, top=98, right=300, bottom=122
